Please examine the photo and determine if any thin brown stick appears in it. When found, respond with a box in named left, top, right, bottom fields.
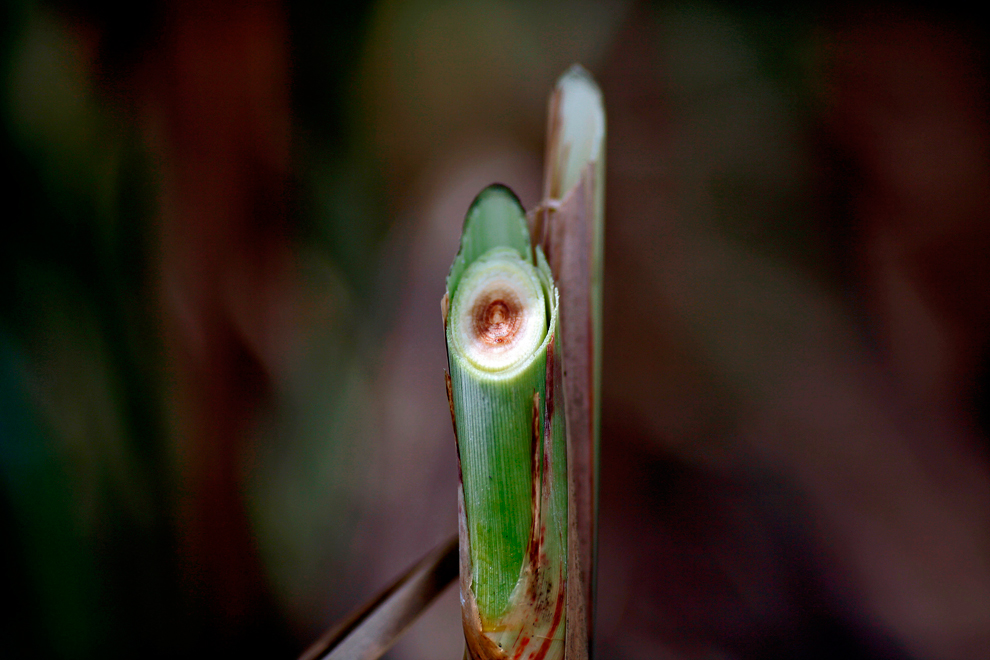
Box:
left=297, top=535, right=458, bottom=660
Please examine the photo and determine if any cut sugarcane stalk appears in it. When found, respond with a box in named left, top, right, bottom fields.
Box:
left=443, top=185, right=568, bottom=660
left=530, top=64, right=605, bottom=660
left=444, top=65, right=604, bottom=660
left=296, top=64, right=605, bottom=660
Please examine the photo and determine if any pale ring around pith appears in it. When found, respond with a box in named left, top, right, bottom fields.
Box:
left=449, top=247, right=548, bottom=373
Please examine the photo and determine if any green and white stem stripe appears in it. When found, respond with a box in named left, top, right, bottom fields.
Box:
left=443, top=185, right=568, bottom=660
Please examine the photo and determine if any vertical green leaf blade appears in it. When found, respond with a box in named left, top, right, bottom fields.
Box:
left=446, top=184, right=535, bottom=302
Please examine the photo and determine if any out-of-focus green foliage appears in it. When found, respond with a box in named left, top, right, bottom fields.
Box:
left=0, top=6, right=179, bottom=659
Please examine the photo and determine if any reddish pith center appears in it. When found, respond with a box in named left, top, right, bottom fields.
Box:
left=472, top=292, right=522, bottom=347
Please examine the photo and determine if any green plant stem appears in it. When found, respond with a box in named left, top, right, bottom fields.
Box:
left=444, top=185, right=567, bottom=660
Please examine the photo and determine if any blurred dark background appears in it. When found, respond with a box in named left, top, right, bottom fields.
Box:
left=1, top=0, right=989, bottom=658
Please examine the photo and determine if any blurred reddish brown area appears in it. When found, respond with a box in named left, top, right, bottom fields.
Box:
left=152, top=0, right=293, bottom=641
left=598, top=5, right=990, bottom=660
